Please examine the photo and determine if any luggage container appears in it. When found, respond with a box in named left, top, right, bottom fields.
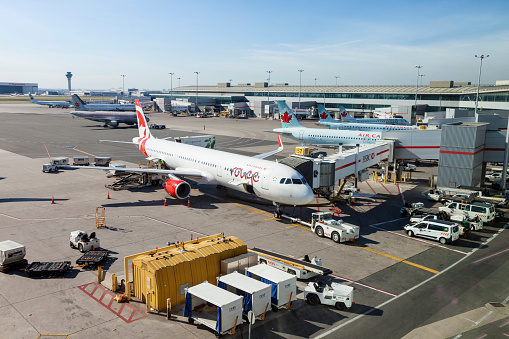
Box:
left=73, top=156, right=90, bottom=166
left=94, top=157, right=111, bottom=167
left=217, top=272, right=271, bottom=319
left=184, top=281, right=242, bottom=336
left=220, top=252, right=258, bottom=275
left=246, top=264, right=297, bottom=311
left=0, top=240, right=27, bottom=272
left=52, top=157, right=69, bottom=166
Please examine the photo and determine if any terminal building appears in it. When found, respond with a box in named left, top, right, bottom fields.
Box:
left=0, top=82, right=38, bottom=95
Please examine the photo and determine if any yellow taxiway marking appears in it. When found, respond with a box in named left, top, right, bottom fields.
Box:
left=286, top=223, right=311, bottom=231
left=355, top=244, right=439, bottom=274
left=230, top=202, right=273, bottom=217
left=35, top=334, right=71, bottom=339
left=70, top=147, right=97, bottom=158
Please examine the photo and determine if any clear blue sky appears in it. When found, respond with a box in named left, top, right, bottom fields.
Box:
left=2, top=0, right=508, bottom=90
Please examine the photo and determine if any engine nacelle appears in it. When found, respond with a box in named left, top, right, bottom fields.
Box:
left=107, top=120, right=119, bottom=127
left=163, top=178, right=191, bottom=199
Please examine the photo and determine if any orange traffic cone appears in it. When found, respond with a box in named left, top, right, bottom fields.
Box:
left=107, top=191, right=111, bottom=199
left=191, top=234, right=193, bottom=241
left=51, top=195, right=55, bottom=204
left=187, top=199, right=190, bottom=208
left=164, top=198, right=167, bottom=206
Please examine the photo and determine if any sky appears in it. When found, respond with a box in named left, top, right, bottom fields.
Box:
left=1, top=0, right=509, bottom=90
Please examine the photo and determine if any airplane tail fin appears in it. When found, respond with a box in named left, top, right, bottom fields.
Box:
left=317, top=104, right=336, bottom=122
left=135, top=100, right=152, bottom=141
left=339, top=106, right=356, bottom=122
left=277, top=101, right=303, bottom=128
left=29, top=94, right=37, bottom=103
left=71, top=94, right=87, bottom=111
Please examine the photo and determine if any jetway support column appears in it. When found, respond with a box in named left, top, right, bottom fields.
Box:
left=355, top=144, right=359, bottom=188
left=502, top=118, right=509, bottom=190
left=393, top=157, right=398, bottom=182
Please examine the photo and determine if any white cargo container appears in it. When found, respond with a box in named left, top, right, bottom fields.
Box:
left=52, top=157, right=69, bottom=166
left=73, top=156, right=90, bottom=166
left=246, top=264, right=297, bottom=311
left=0, top=240, right=27, bottom=272
left=217, top=272, right=271, bottom=319
left=184, top=282, right=243, bottom=336
left=94, top=157, right=111, bottom=166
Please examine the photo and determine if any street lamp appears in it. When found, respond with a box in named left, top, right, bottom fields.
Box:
left=266, top=70, right=273, bottom=115
left=419, top=74, right=425, bottom=86
left=314, top=78, right=319, bottom=86
left=177, top=77, right=180, bottom=87
left=194, top=72, right=200, bottom=113
left=168, top=72, right=174, bottom=112
left=475, top=54, right=489, bottom=114
left=298, top=69, right=304, bottom=109
left=121, top=74, right=126, bottom=96
left=334, top=76, right=340, bottom=86
left=414, top=65, right=423, bottom=111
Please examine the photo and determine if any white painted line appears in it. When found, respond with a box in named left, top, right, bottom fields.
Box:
left=313, top=222, right=509, bottom=339
left=473, top=311, right=493, bottom=327
left=472, top=248, right=509, bottom=264
left=330, top=273, right=398, bottom=297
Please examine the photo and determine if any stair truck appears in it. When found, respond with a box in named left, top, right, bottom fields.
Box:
left=217, top=272, right=272, bottom=320
left=246, top=264, right=297, bottom=312
left=184, top=281, right=243, bottom=337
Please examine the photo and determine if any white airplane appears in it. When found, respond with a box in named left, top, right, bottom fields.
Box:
left=29, top=94, right=72, bottom=108
left=273, top=101, right=383, bottom=147
left=72, top=94, right=136, bottom=111
left=70, top=109, right=147, bottom=128
left=338, top=106, right=409, bottom=125
left=60, top=100, right=314, bottom=217
left=317, top=104, right=420, bottom=131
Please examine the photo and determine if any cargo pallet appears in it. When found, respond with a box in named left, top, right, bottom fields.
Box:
left=0, top=259, right=28, bottom=273
left=76, top=250, right=109, bottom=268
left=25, top=261, right=71, bottom=277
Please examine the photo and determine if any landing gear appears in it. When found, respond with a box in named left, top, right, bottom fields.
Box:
left=273, top=203, right=282, bottom=219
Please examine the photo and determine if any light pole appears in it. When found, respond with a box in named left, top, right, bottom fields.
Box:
left=314, top=78, right=319, bottom=86
left=298, top=69, right=304, bottom=109
left=168, top=72, right=174, bottom=112
left=177, top=77, right=180, bottom=87
left=475, top=54, right=489, bottom=114
left=266, top=70, right=272, bottom=116
left=121, top=74, right=126, bottom=96
left=419, top=74, right=425, bottom=86
left=414, top=65, right=423, bottom=112
left=334, top=76, right=340, bottom=86
left=194, top=72, right=200, bottom=113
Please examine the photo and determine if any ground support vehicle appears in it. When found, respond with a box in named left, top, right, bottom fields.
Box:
left=427, top=189, right=445, bottom=202
left=400, top=203, right=434, bottom=217
left=439, top=201, right=495, bottom=223
left=404, top=220, right=460, bottom=244
left=0, top=240, right=27, bottom=272
left=246, top=264, right=297, bottom=312
left=184, top=282, right=242, bottom=337
left=42, top=163, right=58, bottom=172
left=310, top=212, right=360, bottom=243
left=25, top=261, right=71, bottom=277
left=403, top=163, right=417, bottom=171
left=149, top=123, right=166, bottom=129
left=249, top=247, right=332, bottom=279
left=76, top=250, right=109, bottom=268
left=304, top=277, right=354, bottom=311
left=70, top=231, right=100, bottom=252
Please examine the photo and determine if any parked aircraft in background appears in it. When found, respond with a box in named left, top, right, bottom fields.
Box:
left=70, top=109, right=148, bottom=128
left=273, top=101, right=383, bottom=147
left=71, top=94, right=136, bottom=111
left=338, top=105, right=409, bottom=125
left=317, top=104, right=420, bottom=131
left=60, top=100, right=314, bottom=217
left=29, top=94, right=72, bottom=108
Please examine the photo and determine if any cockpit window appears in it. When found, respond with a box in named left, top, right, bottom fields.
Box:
left=301, top=177, right=306, bottom=184
left=285, top=178, right=292, bottom=184
left=292, top=179, right=302, bottom=184
left=280, top=178, right=285, bottom=184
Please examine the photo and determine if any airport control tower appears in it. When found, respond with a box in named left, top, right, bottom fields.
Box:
left=66, top=72, right=73, bottom=92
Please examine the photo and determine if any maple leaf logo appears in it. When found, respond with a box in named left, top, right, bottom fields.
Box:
left=75, top=102, right=80, bottom=109
left=281, top=111, right=292, bottom=123
left=320, top=112, right=328, bottom=120
left=341, top=111, right=347, bottom=117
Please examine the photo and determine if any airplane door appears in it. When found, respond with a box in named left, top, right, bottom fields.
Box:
left=217, top=164, right=222, bottom=177
left=299, top=130, right=304, bottom=141
left=261, top=171, right=271, bottom=190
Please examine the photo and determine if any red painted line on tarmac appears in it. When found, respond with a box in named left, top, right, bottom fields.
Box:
left=143, top=216, right=208, bottom=236
left=330, top=273, right=398, bottom=297
left=365, top=181, right=396, bottom=219
left=396, top=183, right=405, bottom=205
left=471, top=248, right=509, bottom=264
left=350, top=205, right=363, bottom=227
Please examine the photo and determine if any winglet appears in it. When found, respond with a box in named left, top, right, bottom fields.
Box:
left=253, top=134, right=284, bottom=159
left=277, top=134, right=282, bottom=148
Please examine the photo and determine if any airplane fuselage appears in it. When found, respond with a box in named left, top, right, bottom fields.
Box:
left=274, top=127, right=382, bottom=146
left=320, top=121, right=419, bottom=131
left=71, top=110, right=139, bottom=125
left=139, top=137, right=314, bottom=205
left=82, top=104, right=136, bottom=111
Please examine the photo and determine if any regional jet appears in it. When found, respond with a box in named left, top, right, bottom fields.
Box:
left=72, top=94, right=136, bottom=111
left=29, top=94, right=72, bottom=108
left=317, top=104, right=420, bottom=131
left=338, top=106, right=409, bottom=125
left=59, top=100, right=314, bottom=217
left=70, top=109, right=148, bottom=128
left=273, top=101, right=383, bottom=147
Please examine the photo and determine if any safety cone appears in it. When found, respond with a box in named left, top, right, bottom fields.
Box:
left=164, top=198, right=167, bottom=206
left=191, top=234, right=193, bottom=241
left=51, top=195, right=55, bottom=204
left=107, top=191, right=111, bottom=199
left=187, top=199, right=190, bottom=208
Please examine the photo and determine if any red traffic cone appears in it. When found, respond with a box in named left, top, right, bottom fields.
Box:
left=107, top=191, right=111, bottom=199
left=51, top=196, right=55, bottom=204
left=191, top=234, right=193, bottom=240
left=187, top=199, right=190, bottom=208
left=164, top=198, right=167, bottom=206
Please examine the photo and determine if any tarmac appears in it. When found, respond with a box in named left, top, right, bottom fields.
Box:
left=0, top=103, right=507, bottom=338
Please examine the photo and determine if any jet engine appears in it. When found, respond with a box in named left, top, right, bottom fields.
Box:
left=163, top=178, right=191, bottom=199
left=107, top=120, right=119, bottom=127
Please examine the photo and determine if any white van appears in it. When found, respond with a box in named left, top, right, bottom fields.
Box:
left=404, top=220, right=460, bottom=244
left=439, top=202, right=495, bottom=223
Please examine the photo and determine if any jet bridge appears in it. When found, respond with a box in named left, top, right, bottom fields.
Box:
left=279, top=140, right=394, bottom=192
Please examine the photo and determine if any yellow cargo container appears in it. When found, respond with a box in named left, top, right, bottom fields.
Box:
left=131, top=234, right=246, bottom=311
left=295, top=146, right=310, bottom=155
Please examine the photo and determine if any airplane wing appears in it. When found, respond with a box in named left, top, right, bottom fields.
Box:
left=58, top=165, right=204, bottom=178
left=100, top=140, right=137, bottom=144
left=253, top=134, right=283, bottom=159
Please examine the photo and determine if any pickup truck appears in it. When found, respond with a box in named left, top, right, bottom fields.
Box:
left=485, top=172, right=503, bottom=182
